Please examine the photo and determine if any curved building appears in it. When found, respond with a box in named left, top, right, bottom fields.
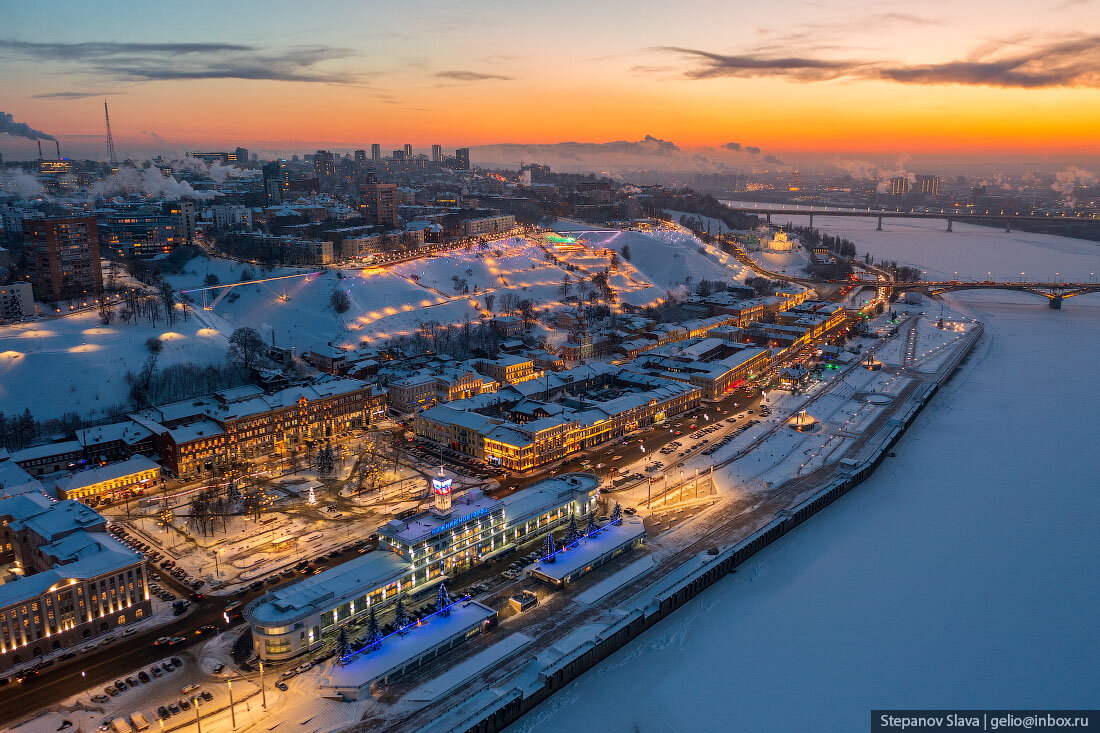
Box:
left=246, top=473, right=599, bottom=661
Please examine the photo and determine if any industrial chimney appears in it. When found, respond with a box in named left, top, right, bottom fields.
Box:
left=55, top=140, right=61, bottom=160
left=37, top=140, right=43, bottom=160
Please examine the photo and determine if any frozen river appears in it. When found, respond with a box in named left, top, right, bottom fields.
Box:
left=509, top=220, right=1100, bottom=732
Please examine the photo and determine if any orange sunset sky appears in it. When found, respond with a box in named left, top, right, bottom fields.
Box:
left=2, top=0, right=1099, bottom=169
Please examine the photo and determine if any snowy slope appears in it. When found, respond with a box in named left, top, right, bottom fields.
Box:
left=0, top=311, right=226, bottom=420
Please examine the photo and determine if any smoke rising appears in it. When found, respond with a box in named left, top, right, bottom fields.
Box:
left=1051, top=166, right=1097, bottom=203
left=0, top=111, right=56, bottom=141
left=90, top=165, right=217, bottom=200
left=0, top=168, right=47, bottom=198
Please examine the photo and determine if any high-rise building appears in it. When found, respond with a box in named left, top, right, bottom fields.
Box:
left=234, top=147, right=249, bottom=166
left=360, top=182, right=399, bottom=228
left=455, top=147, right=470, bottom=171
left=371, top=144, right=381, bottom=165
left=915, top=174, right=939, bottom=196
left=314, top=149, right=336, bottom=178
left=189, top=151, right=231, bottom=164
left=262, top=160, right=288, bottom=204
left=431, top=144, right=443, bottom=163
left=354, top=149, right=367, bottom=164
left=404, top=143, right=413, bottom=159
left=889, top=176, right=909, bottom=196
left=788, top=169, right=802, bottom=192
left=162, top=201, right=196, bottom=243
left=392, top=149, right=405, bottom=161
left=24, top=217, right=103, bottom=302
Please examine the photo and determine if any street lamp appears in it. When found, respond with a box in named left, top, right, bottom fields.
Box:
left=227, top=678, right=237, bottom=729
left=192, top=697, right=203, bottom=733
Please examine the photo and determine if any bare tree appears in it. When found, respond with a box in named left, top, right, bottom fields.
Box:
left=227, top=327, right=267, bottom=372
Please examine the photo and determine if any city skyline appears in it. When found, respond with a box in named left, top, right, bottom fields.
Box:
left=2, top=0, right=1099, bottom=169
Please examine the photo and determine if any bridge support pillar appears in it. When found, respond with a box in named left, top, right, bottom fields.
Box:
left=808, top=213, right=814, bottom=229
left=876, top=216, right=883, bottom=231
left=1049, top=295, right=1062, bottom=309
left=766, top=212, right=772, bottom=224
left=1005, top=221, right=1012, bottom=233
left=946, top=218, right=953, bottom=232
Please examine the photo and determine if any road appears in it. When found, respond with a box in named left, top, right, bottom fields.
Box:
left=0, top=538, right=364, bottom=725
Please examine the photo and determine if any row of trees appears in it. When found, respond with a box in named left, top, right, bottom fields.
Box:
left=794, top=226, right=858, bottom=258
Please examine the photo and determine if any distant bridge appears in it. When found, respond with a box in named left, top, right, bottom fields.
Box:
left=855, top=280, right=1100, bottom=308
left=724, top=207, right=1099, bottom=232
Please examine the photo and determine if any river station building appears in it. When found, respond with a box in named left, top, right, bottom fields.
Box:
left=246, top=473, right=599, bottom=661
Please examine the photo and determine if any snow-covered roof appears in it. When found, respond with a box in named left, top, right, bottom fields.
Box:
left=247, top=551, right=410, bottom=626
left=55, top=455, right=160, bottom=493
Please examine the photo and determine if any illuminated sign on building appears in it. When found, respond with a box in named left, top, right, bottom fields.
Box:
left=430, top=507, right=492, bottom=536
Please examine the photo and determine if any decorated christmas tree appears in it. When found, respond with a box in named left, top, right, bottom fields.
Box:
left=394, top=596, right=410, bottom=630
left=335, top=626, right=351, bottom=660
left=564, top=514, right=582, bottom=544
left=610, top=502, right=623, bottom=525
left=437, top=583, right=452, bottom=616
left=541, top=531, right=557, bottom=561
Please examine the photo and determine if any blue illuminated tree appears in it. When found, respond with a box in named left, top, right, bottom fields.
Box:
left=585, top=512, right=598, bottom=535
left=564, top=514, right=581, bottom=545
left=394, top=596, right=410, bottom=630
left=610, top=502, right=622, bottom=525
left=541, top=531, right=556, bottom=561
left=335, top=626, right=351, bottom=661
left=437, top=583, right=452, bottom=616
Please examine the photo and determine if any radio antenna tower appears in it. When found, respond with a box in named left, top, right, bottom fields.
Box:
left=104, top=99, right=118, bottom=166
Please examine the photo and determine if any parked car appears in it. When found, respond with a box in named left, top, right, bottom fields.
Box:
left=92, top=694, right=111, bottom=704
left=275, top=681, right=288, bottom=691
left=157, top=707, right=169, bottom=721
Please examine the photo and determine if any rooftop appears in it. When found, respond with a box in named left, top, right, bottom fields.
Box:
left=382, top=490, right=503, bottom=545
left=531, top=517, right=646, bottom=583
left=323, top=599, right=496, bottom=695
left=248, top=551, right=410, bottom=626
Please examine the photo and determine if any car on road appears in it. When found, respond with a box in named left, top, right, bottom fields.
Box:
left=57, top=720, right=73, bottom=730
left=81, top=645, right=97, bottom=654
left=211, top=663, right=225, bottom=674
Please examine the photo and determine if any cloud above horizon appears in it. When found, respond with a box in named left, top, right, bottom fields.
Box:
left=31, top=90, right=120, bottom=100
left=434, top=70, right=513, bottom=82
left=653, top=34, right=1100, bottom=88
left=0, top=39, right=361, bottom=84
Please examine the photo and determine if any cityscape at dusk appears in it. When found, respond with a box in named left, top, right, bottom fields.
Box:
left=0, top=2, right=1097, bottom=733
